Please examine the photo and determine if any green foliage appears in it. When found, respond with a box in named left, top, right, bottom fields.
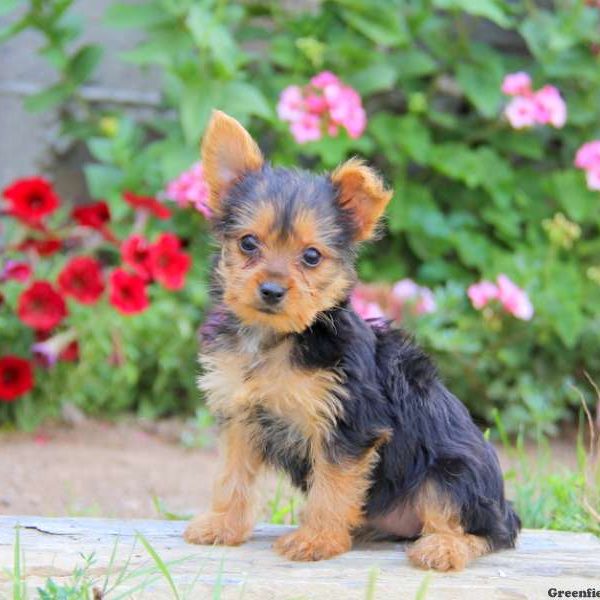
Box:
left=1, top=0, right=600, bottom=432
left=495, top=403, right=600, bottom=536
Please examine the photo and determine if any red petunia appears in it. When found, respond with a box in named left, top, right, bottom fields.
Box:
left=1, top=260, right=32, bottom=283
left=109, top=268, right=149, bottom=315
left=121, top=235, right=153, bottom=280
left=3, top=177, right=60, bottom=224
left=123, top=191, right=171, bottom=220
left=58, top=256, right=105, bottom=304
left=72, top=201, right=110, bottom=228
left=16, top=237, right=62, bottom=257
left=60, top=340, right=80, bottom=362
left=71, top=201, right=117, bottom=242
left=17, top=281, right=68, bottom=331
left=0, top=356, right=34, bottom=402
left=149, top=233, right=191, bottom=291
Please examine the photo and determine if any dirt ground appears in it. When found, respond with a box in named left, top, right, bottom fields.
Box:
left=0, top=417, right=579, bottom=520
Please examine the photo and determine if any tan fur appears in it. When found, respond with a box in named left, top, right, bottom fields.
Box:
left=217, top=212, right=353, bottom=334
left=331, top=157, right=393, bottom=241
left=184, top=422, right=263, bottom=546
left=274, top=439, right=384, bottom=561
left=201, top=110, right=264, bottom=214
left=199, top=337, right=345, bottom=436
left=406, top=481, right=490, bottom=571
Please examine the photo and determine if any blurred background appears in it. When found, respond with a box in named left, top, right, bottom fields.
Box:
left=0, top=0, right=598, bottom=533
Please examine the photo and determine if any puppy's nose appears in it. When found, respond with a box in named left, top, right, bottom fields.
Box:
left=259, top=282, right=287, bottom=305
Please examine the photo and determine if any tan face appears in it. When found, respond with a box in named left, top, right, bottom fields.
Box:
left=201, top=110, right=393, bottom=333
left=218, top=203, right=354, bottom=333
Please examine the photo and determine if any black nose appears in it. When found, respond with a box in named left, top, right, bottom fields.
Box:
left=259, top=282, right=287, bottom=305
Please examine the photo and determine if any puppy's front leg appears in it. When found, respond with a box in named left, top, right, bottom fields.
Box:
left=274, top=446, right=377, bottom=561
left=184, top=422, right=262, bottom=546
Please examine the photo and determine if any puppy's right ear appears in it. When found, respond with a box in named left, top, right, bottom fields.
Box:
left=201, top=110, right=264, bottom=215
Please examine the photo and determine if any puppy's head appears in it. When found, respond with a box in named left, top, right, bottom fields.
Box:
left=202, top=110, right=392, bottom=334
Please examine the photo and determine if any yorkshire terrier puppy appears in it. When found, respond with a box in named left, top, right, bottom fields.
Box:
left=184, top=110, right=520, bottom=571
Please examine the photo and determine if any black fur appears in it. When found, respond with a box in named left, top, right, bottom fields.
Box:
left=292, top=305, right=520, bottom=550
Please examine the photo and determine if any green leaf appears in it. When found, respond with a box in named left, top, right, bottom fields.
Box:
left=348, top=62, right=398, bottom=95
left=68, top=45, right=103, bottom=85
left=186, top=5, right=241, bottom=74
left=221, top=81, right=272, bottom=120
left=87, top=138, right=114, bottom=163
left=550, top=170, right=599, bottom=222
left=104, top=2, right=168, bottom=28
left=433, top=0, right=511, bottom=28
left=340, top=7, right=409, bottom=47
left=393, top=49, right=437, bottom=80
left=490, top=131, right=544, bottom=160
left=395, top=115, right=431, bottom=163
left=24, top=83, right=73, bottom=112
left=456, top=50, right=504, bottom=117
left=84, top=164, right=124, bottom=199
left=180, top=82, right=221, bottom=146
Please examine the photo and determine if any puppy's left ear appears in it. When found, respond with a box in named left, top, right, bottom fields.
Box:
left=331, top=158, right=393, bottom=242
left=201, top=110, right=264, bottom=215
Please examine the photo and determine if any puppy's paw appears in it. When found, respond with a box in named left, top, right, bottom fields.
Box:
left=274, top=528, right=351, bottom=561
left=183, top=512, right=251, bottom=546
left=407, top=533, right=469, bottom=572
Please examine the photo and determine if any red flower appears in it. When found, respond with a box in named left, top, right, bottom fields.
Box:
left=149, top=233, right=191, bottom=291
left=3, top=177, right=60, bottom=224
left=72, top=201, right=110, bottom=228
left=1, top=260, right=32, bottom=283
left=123, top=191, right=171, bottom=220
left=58, top=256, right=105, bottom=304
left=60, top=340, right=80, bottom=362
left=16, top=237, right=62, bottom=257
left=109, top=268, right=149, bottom=315
left=0, top=356, right=34, bottom=402
left=72, top=201, right=117, bottom=242
left=121, top=235, right=153, bottom=280
left=17, top=281, right=68, bottom=330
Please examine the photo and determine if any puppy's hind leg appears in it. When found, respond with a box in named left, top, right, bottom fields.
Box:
left=406, top=482, right=490, bottom=572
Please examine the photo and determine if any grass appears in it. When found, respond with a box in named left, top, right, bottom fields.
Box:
left=495, top=378, right=600, bottom=536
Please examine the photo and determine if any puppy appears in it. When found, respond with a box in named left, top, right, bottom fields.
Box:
left=184, top=110, right=520, bottom=571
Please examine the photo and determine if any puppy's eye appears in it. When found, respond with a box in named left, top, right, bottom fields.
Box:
left=239, top=234, right=259, bottom=254
left=302, top=247, right=322, bottom=267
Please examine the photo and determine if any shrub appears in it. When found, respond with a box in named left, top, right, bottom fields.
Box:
left=1, top=0, right=600, bottom=432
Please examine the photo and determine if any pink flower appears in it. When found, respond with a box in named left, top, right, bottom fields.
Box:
left=533, top=85, right=567, bottom=128
left=277, top=85, right=305, bottom=122
left=351, top=290, right=385, bottom=321
left=574, top=141, right=600, bottom=191
left=574, top=141, right=600, bottom=170
left=391, top=279, right=420, bottom=302
left=415, top=288, right=437, bottom=315
left=496, top=274, right=534, bottom=321
left=504, top=96, right=538, bottom=129
left=165, top=162, right=211, bottom=218
left=290, top=113, right=322, bottom=144
left=390, top=279, right=436, bottom=317
left=502, top=75, right=567, bottom=130
left=278, top=72, right=367, bottom=143
left=585, top=167, right=600, bottom=191
left=310, top=71, right=340, bottom=88
left=501, top=72, right=532, bottom=96
left=467, top=281, right=498, bottom=310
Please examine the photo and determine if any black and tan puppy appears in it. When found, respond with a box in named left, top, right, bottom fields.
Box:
left=184, top=110, right=520, bottom=571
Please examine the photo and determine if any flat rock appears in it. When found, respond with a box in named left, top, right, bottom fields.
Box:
left=0, top=516, right=598, bottom=599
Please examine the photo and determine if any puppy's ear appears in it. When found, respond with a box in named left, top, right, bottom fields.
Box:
left=201, top=110, right=264, bottom=214
left=331, top=158, right=393, bottom=241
